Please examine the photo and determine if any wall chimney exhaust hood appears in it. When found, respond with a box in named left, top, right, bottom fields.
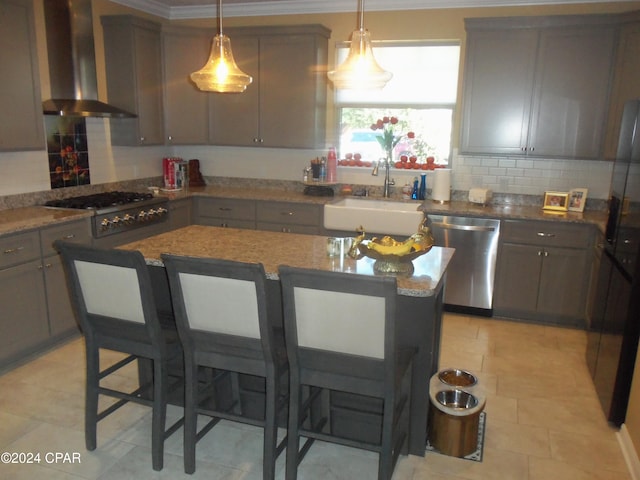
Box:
left=42, top=0, right=135, bottom=118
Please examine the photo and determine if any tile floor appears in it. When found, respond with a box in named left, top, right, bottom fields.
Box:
left=0, top=313, right=632, bottom=479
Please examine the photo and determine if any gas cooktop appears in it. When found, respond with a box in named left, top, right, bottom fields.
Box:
left=44, top=191, right=157, bottom=210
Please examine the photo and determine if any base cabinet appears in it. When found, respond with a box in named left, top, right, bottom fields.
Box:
left=0, top=219, right=91, bottom=368
left=0, top=259, right=49, bottom=365
left=194, top=197, right=256, bottom=229
left=494, top=220, right=592, bottom=326
left=256, top=201, right=322, bottom=234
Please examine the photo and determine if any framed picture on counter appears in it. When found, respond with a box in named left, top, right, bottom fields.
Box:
left=543, top=191, right=569, bottom=212
left=568, top=188, right=588, bottom=212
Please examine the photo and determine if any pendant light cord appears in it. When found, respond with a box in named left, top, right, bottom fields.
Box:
left=218, top=0, right=223, bottom=36
left=358, top=0, right=364, bottom=32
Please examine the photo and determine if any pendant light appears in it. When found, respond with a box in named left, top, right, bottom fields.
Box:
left=327, top=0, right=392, bottom=90
left=190, top=0, right=252, bottom=93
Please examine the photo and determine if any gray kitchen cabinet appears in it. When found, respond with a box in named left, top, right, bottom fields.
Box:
left=0, top=220, right=91, bottom=367
left=256, top=201, right=322, bottom=234
left=494, top=220, right=593, bottom=326
left=461, top=15, right=617, bottom=159
left=102, top=15, right=164, bottom=146
left=604, top=12, right=640, bottom=160
left=162, top=26, right=211, bottom=145
left=209, top=25, right=330, bottom=149
left=0, top=259, right=49, bottom=366
left=0, top=0, right=44, bottom=151
left=168, top=197, right=193, bottom=230
left=194, top=197, right=256, bottom=229
left=40, top=220, right=91, bottom=337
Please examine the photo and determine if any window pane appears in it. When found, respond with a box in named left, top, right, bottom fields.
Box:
left=336, top=43, right=460, bottom=105
left=338, top=107, right=453, bottom=164
left=334, top=43, right=459, bottom=166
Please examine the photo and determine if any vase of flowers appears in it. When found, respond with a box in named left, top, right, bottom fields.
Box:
left=370, top=116, right=414, bottom=164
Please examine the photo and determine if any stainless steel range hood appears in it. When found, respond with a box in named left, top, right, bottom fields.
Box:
left=42, top=0, right=135, bottom=118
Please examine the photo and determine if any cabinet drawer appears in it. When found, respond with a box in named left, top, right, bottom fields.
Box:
left=256, top=201, right=320, bottom=226
left=40, top=219, right=91, bottom=257
left=501, top=220, right=591, bottom=248
left=196, top=198, right=256, bottom=221
left=0, top=230, right=40, bottom=268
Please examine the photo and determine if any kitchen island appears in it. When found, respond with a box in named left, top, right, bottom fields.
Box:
left=120, top=225, right=454, bottom=456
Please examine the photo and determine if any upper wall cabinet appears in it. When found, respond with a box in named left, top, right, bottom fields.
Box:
left=605, top=12, right=640, bottom=160
left=162, top=26, right=211, bottom=145
left=0, top=0, right=44, bottom=151
left=460, top=15, right=617, bottom=159
left=209, top=25, right=331, bottom=149
left=102, top=16, right=164, bottom=146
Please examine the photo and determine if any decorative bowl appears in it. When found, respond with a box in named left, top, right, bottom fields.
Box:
left=358, top=240, right=432, bottom=274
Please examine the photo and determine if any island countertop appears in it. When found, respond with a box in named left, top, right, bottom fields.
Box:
left=119, top=225, right=454, bottom=297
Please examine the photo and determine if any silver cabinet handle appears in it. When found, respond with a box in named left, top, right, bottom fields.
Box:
left=536, top=232, right=556, bottom=237
left=3, top=246, right=25, bottom=254
left=430, top=222, right=496, bottom=232
left=281, top=211, right=294, bottom=216
left=62, top=233, right=76, bottom=240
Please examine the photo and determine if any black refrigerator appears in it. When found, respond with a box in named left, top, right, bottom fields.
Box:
left=588, top=99, right=640, bottom=427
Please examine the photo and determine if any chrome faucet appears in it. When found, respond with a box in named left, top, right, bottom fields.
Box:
left=371, top=159, right=395, bottom=198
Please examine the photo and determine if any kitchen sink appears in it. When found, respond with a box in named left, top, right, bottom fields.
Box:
left=323, top=197, right=424, bottom=236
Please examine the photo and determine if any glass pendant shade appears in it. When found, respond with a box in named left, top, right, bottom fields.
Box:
left=191, top=34, right=252, bottom=93
left=328, top=28, right=392, bottom=90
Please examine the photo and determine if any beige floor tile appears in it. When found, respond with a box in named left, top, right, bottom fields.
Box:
left=482, top=394, right=517, bottom=424
left=529, top=456, right=631, bottom=480
left=548, top=429, right=629, bottom=474
left=517, top=396, right=611, bottom=436
left=483, top=417, right=551, bottom=458
left=0, top=313, right=634, bottom=480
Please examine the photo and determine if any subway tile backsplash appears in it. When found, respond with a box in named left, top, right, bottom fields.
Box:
left=453, top=154, right=613, bottom=201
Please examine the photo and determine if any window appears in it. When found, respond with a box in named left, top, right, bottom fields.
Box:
left=335, top=42, right=460, bottom=167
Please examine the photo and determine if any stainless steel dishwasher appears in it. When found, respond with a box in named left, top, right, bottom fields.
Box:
left=428, top=215, right=500, bottom=316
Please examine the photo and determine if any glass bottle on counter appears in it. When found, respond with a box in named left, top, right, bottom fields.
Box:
left=327, top=147, right=337, bottom=183
left=419, top=173, right=427, bottom=200
left=411, top=177, right=419, bottom=200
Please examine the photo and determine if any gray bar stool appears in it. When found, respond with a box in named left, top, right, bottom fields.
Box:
left=54, top=241, right=184, bottom=471
left=279, top=266, right=415, bottom=480
left=162, top=254, right=288, bottom=478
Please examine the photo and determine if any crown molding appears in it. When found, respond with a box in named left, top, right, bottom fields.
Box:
left=110, top=0, right=638, bottom=20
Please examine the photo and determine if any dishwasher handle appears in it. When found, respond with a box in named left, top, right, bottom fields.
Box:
left=430, top=221, right=497, bottom=233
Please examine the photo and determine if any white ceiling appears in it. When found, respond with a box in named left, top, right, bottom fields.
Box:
left=109, top=0, right=634, bottom=20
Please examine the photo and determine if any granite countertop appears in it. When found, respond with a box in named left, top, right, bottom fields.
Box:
left=167, top=185, right=609, bottom=230
left=164, top=185, right=335, bottom=205
left=119, top=225, right=454, bottom=297
left=0, top=206, right=93, bottom=236
left=0, top=184, right=608, bottom=237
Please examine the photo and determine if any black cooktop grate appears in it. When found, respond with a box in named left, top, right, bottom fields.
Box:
left=45, top=191, right=154, bottom=210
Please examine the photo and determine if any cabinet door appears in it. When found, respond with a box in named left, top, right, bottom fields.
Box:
left=537, top=246, right=589, bottom=322
left=494, top=243, right=542, bottom=314
left=528, top=26, right=616, bottom=159
left=102, top=16, right=164, bottom=146
left=0, top=0, right=43, bottom=151
left=604, top=16, right=640, bottom=160
left=163, top=28, right=211, bottom=145
left=169, top=198, right=193, bottom=230
left=0, top=260, right=49, bottom=365
left=209, top=36, right=260, bottom=146
left=259, top=34, right=326, bottom=148
left=460, top=29, right=537, bottom=155
left=44, top=255, right=78, bottom=337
